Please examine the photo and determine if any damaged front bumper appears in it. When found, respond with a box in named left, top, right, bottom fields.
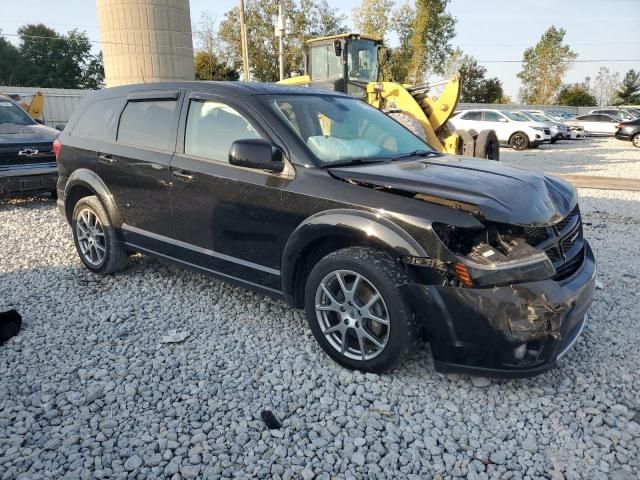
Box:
left=403, top=241, right=596, bottom=377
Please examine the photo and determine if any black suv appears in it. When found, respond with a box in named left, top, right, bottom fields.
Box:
left=0, top=96, right=59, bottom=197
left=56, top=82, right=596, bottom=376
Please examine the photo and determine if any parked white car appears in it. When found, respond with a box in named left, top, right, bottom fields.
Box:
left=449, top=109, right=551, bottom=150
left=519, top=110, right=570, bottom=142
left=566, top=113, right=619, bottom=136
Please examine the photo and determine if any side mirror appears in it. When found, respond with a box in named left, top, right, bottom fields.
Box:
left=229, top=139, right=284, bottom=172
left=55, top=124, right=65, bottom=131
left=333, top=39, right=342, bottom=57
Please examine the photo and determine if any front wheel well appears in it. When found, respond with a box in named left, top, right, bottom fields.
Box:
left=289, top=234, right=404, bottom=308
left=64, top=185, right=95, bottom=223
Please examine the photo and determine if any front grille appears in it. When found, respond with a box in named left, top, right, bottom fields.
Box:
left=545, top=247, right=561, bottom=262
left=555, top=205, right=580, bottom=232
left=554, top=247, right=584, bottom=280
left=0, top=142, right=54, bottom=167
left=524, top=226, right=549, bottom=245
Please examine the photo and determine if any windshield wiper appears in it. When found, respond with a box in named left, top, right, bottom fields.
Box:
left=391, top=150, right=441, bottom=161
left=323, top=158, right=389, bottom=168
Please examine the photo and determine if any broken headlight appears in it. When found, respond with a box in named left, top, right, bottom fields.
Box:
left=433, top=223, right=555, bottom=287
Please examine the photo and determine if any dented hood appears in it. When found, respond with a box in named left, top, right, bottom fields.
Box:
left=328, top=156, right=577, bottom=226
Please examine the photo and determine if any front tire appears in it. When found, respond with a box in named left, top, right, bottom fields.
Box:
left=304, top=247, right=416, bottom=373
left=509, top=132, right=530, bottom=151
left=72, top=196, right=128, bottom=274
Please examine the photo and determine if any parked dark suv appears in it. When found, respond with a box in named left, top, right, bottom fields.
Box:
left=0, top=95, right=59, bottom=197
left=56, top=82, right=596, bottom=376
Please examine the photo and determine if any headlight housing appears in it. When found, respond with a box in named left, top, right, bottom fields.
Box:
left=531, top=126, right=545, bottom=131
left=432, top=223, right=556, bottom=287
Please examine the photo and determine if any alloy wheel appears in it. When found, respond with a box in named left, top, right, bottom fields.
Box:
left=314, top=269, right=390, bottom=361
left=76, top=208, right=106, bottom=266
left=633, top=134, right=640, bottom=148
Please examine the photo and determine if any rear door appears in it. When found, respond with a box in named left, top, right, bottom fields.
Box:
left=168, top=91, right=290, bottom=292
left=482, top=111, right=510, bottom=141
left=98, top=90, right=182, bottom=240
left=595, top=115, right=618, bottom=135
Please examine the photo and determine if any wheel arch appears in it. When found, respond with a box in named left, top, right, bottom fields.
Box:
left=281, top=209, right=427, bottom=308
left=63, top=169, right=122, bottom=226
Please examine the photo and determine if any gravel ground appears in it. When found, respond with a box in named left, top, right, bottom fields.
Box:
left=1, top=191, right=639, bottom=480
left=501, top=137, right=640, bottom=178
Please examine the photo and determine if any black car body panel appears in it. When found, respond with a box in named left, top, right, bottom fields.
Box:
left=0, top=115, right=59, bottom=197
left=56, top=81, right=596, bottom=376
left=614, top=118, right=640, bottom=143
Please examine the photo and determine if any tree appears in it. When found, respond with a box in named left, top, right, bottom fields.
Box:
left=352, top=0, right=395, bottom=39
left=194, top=51, right=239, bottom=81
left=556, top=82, right=597, bottom=106
left=455, top=54, right=504, bottom=103
left=386, top=1, right=415, bottom=82
left=593, top=66, right=620, bottom=106
left=517, top=26, right=577, bottom=104
left=12, top=24, right=104, bottom=89
left=612, top=69, right=640, bottom=105
left=217, top=0, right=346, bottom=82
left=409, top=0, right=456, bottom=82
left=0, top=33, right=22, bottom=85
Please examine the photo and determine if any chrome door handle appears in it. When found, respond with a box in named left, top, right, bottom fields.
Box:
left=98, top=154, right=115, bottom=165
left=172, top=170, right=194, bottom=181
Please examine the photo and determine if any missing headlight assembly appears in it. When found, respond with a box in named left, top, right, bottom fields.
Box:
left=432, top=222, right=556, bottom=287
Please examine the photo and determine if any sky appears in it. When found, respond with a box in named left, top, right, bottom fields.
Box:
left=1, top=0, right=639, bottom=98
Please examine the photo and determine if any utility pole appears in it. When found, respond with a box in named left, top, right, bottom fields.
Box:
left=274, top=1, right=293, bottom=81
left=239, top=0, right=250, bottom=81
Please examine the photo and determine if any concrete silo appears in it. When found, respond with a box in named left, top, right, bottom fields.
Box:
left=97, top=0, right=195, bottom=87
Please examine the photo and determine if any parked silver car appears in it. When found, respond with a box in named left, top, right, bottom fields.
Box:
left=519, top=110, right=570, bottom=142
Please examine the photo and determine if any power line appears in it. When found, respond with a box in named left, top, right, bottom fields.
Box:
left=2, top=32, right=639, bottom=63
left=0, top=32, right=194, bottom=51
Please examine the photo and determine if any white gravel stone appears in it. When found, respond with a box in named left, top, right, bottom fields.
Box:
left=1, top=176, right=639, bottom=479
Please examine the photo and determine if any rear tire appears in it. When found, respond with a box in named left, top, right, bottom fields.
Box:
left=633, top=133, right=640, bottom=148
left=72, top=196, right=128, bottom=274
left=474, top=129, right=500, bottom=160
left=509, top=132, right=530, bottom=151
left=388, top=112, right=427, bottom=141
left=304, top=247, right=416, bottom=373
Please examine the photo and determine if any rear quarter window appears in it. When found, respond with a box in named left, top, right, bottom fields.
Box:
left=71, top=97, right=123, bottom=140
left=117, top=100, right=177, bottom=151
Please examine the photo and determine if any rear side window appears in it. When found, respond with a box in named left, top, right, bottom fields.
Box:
left=117, top=100, right=177, bottom=151
left=462, top=111, right=482, bottom=120
left=483, top=111, right=503, bottom=122
left=184, top=99, right=262, bottom=162
left=72, top=97, right=123, bottom=140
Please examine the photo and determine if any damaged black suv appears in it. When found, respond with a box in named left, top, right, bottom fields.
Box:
left=55, top=82, right=595, bottom=376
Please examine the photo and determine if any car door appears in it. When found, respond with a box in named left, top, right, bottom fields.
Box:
left=98, top=90, right=181, bottom=239
left=575, top=115, right=596, bottom=134
left=596, top=115, right=618, bottom=135
left=168, top=92, right=290, bottom=292
left=482, top=111, right=510, bottom=141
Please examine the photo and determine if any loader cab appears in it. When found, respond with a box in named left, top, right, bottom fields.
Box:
left=305, top=34, right=383, bottom=99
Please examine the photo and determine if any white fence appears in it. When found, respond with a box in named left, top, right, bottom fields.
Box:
left=0, top=86, right=89, bottom=128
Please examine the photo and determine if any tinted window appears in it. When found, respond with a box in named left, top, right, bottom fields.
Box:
left=184, top=100, right=262, bottom=162
left=310, top=44, right=343, bottom=81
left=73, top=97, right=123, bottom=140
left=462, top=111, right=482, bottom=120
left=576, top=115, right=596, bottom=121
left=484, top=111, right=503, bottom=122
left=117, top=100, right=177, bottom=150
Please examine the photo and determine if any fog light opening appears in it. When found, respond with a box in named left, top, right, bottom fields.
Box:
left=514, top=343, right=527, bottom=361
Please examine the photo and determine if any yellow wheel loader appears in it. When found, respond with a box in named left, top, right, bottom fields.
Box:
left=278, top=33, right=499, bottom=160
